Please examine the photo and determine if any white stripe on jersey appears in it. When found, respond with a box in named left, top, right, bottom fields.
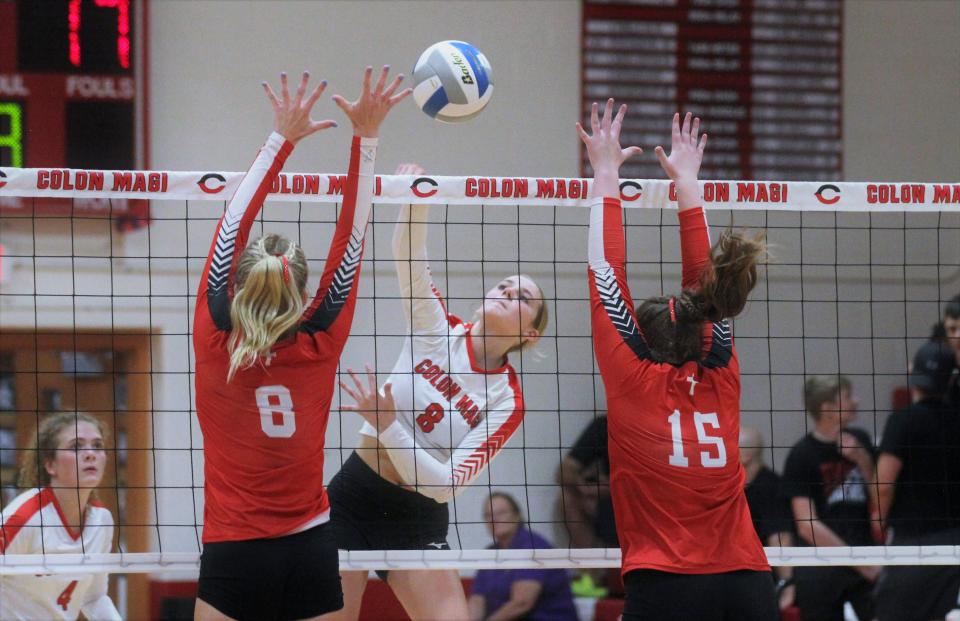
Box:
left=207, top=132, right=288, bottom=295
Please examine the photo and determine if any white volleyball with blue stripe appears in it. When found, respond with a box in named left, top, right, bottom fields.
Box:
left=412, top=40, right=493, bottom=123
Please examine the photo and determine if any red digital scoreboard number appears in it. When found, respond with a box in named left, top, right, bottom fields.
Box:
left=0, top=0, right=148, bottom=228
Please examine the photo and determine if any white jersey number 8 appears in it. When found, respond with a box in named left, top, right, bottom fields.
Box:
left=667, top=409, right=726, bottom=468
left=256, top=385, right=296, bottom=438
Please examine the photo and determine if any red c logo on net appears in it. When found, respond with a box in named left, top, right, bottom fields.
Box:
left=815, top=184, right=841, bottom=205
left=198, top=173, right=227, bottom=194
left=620, top=180, right=642, bottom=202
left=411, top=177, right=438, bottom=198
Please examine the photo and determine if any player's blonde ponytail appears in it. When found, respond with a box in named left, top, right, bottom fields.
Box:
left=227, top=235, right=309, bottom=381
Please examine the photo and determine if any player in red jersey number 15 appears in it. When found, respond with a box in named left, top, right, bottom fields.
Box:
left=578, top=100, right=777, bottom=621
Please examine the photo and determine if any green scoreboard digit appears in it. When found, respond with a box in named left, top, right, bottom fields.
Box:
left=0, top=102, right=25, bottom=167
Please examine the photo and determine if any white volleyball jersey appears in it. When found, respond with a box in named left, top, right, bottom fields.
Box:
left=0, top=488, right=120, bottom=621
left=358, top=205, right=524, bottom=503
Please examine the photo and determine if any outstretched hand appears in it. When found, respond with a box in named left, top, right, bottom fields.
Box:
left=655, top=112, right=707, bottom=183
left=332, top=65, right=413, bottom=138
left=395, top=162, right=425, bottom=176
left=576, top=98, right=643, bottom=175
left=262, top=71, right=337, bottom=145
left=339, top=365, right=397, bottom=433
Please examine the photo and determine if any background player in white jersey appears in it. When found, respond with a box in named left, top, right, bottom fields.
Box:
left=0, top=411, right=121, bottom=620
left=327, top=164, right=550, bottom=621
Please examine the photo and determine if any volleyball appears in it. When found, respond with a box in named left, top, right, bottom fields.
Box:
left=412, top=40, right=493, bottom=123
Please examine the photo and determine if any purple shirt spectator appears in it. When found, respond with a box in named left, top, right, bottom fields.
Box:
left=471, top=526, right=579, bottom=621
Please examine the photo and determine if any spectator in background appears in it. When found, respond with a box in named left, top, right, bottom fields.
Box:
left=469, top=492, right=579, bottom=621
left=782, top=376, right=878, bottom=621
left=558, top=415, right=618, bottom=550
left=739, top=425, right=796, bottom=612
left=929, top=294, right=959, bottom=345
left=934, top=294, right=960, bottom=406
left=874, top=341, right=960, bottom=621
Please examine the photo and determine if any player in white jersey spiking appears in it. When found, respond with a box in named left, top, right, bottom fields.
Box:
left=327, top=162, right=549, bottom=621
left=0, top=411, right=121, bottom=620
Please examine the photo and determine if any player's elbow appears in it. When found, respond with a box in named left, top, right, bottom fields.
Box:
left=510, top=596, right=537, bottom=616
left=432, top=488, right=455, bottom=504
left=81, top=595, right=121, bottom=621
left=418, top=478, right=456, bottom=504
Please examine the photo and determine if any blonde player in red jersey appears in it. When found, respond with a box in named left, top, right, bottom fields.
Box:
left=578, top=100, right=777, bottom=620
left=0, top=412, right=120, bottom=620
left=326, top=163, right=548, bottom=621
left=192, top=67, right=410, bottom=621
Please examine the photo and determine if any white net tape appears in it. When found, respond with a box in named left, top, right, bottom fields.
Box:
left=0, top=170, right=958, bottom=575
left=1, top=168, right=958, bottom=210
left=2, top=547, right=960, bottom=576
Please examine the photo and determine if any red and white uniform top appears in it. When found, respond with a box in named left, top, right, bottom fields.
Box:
left=587, top=197, right=768, bottom=575
left=194, top=132, right=377, bottom=542
left=359, top=204, right=524, bottom=503
left=0, top=488, right=120, bottom=621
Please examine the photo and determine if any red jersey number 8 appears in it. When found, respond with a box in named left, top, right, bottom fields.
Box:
left=416, top=403, right=445, bottom=433
left=256, top=385, right=296, bottom=438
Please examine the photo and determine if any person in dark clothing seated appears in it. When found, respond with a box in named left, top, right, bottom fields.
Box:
left=469, top=492, right=579, bottom=621
left=558, top=415, right=618, bottom=549
left=782, top=375, right=878, bottom=621
left=739, top=425, right=796, bottom=612
left=875, top=340, right=960, bottom=621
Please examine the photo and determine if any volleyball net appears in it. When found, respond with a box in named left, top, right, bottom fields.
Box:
left=0, top=170, right=958, bottom=576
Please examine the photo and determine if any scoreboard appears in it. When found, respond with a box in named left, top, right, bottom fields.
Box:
left=0, top=0, right=147, bottom=226
left=582, top=0, right=842, bottom=181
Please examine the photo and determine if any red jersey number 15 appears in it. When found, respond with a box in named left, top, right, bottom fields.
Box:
left=667, top=409, right=727, bottom=468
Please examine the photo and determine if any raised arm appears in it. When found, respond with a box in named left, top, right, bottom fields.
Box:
left=577, top=99, right=648, bottom=389
left=655, top=112, right=710, bottom=289
left=300, top=66, right=411, bottom=350
left=392, top=163, right=449, bottom=336
left=196, top=71, right=336, bottom=330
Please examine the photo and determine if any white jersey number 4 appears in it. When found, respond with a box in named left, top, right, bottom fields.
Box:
left=667, top=409, right=727, bottom=468
left=256, top=385, right=296, bottom=438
